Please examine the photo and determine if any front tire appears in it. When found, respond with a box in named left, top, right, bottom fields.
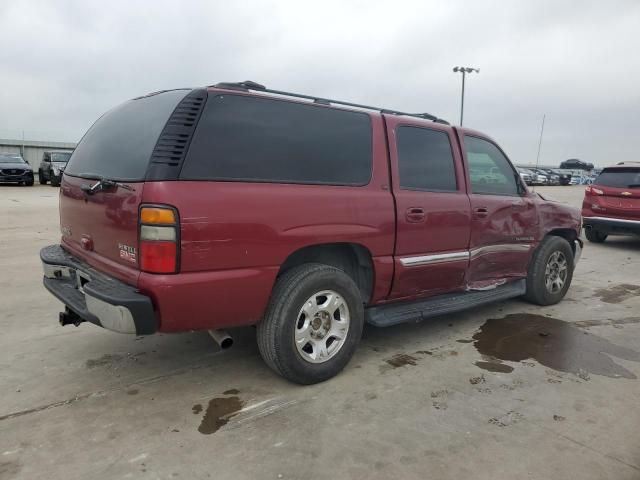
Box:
left=585, top=228, right=607, bottom=243
left=38, top=171, right=47, bottom=185
left=257, top=263, right=364, bottom=385
left=524, top=236, right=574, bottom=306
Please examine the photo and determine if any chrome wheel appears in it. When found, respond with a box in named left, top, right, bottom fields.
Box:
left=545, top=251, right=568, bottom=294
left=294, top=290, right=350, bottom=364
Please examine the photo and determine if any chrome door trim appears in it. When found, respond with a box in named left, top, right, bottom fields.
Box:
left=469, top=244, right=531, bottom=258
left=399, top=251, right=470, bottom=267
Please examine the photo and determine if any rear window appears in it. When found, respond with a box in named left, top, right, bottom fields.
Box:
left=595, top=168, right=640, bottom=188
left=65, top=90, right=189, bottom=181
left=180, top=94, right=372, bottom=185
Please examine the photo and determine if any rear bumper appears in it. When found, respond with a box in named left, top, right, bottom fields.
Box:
left=583, top=216, right=640, bottom=236
left=40, top=245, right=157, bottom=334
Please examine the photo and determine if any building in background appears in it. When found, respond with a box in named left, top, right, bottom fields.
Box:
left=0, top=138, right=76, bottom=172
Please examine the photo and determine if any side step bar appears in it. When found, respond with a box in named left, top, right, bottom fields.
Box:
left=365, top=280, right=526, bottom=327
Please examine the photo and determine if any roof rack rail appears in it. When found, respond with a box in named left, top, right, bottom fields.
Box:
left=212, top=81, right=450, bottom=125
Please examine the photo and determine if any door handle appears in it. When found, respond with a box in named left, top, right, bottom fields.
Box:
left=474, top=207, right=489, bottom=218
left=406, top=207, right=425, bottom=223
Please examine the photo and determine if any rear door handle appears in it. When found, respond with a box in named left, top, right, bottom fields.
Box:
left=474, top=207, right=489, bottom=218
left=406, top=207, right=425, bottom=223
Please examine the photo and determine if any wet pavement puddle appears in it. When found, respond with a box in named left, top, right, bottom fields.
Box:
left=473, top=314, right=640, bottom=379
left=193, top=390, right=244, bottom=434
left=474, top=361, right=514, bottom=373
left=594, top=284, right=640, bottom=304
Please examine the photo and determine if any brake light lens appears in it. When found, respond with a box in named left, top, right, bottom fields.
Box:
left=585, top=186, right=604, bottom=195
left=139, top=205, right=179, bottom=273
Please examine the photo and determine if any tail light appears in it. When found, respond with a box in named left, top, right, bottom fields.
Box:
left=585, top=186, right=604, bottom=195
left=139, top=205, right=179, bottom=273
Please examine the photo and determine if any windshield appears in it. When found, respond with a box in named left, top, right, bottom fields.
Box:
left=51, top=153, right=72, bottom=163
left=0, top=154, right=25, bottom=164
left=65, top=89, right=189, bottom=181
left=595, top=168, right=640, bottom=188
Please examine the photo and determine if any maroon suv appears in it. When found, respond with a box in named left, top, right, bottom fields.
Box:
left=41, top=81, right=582, bottom=384
left=582, top=162, right=640, bottom=242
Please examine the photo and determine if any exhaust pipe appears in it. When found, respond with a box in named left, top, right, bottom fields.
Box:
left=208, top=329, right=233, bottom=349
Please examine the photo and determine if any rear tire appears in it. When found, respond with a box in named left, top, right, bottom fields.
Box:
left=524, top=236, right=574, bottom=306
left=51, top=177, right=60, bottom=187
left=257, top=263, right=364, bottom=385
left=585, top=228, right=607, bottom=243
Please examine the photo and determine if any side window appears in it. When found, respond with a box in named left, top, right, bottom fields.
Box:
left=464, top=135, right=520, bottom=196
left=397, top=126, right=457, bottom=192
left=43, top=153, right=50, bottom=162
left=181, top=94, right=373, bottom=185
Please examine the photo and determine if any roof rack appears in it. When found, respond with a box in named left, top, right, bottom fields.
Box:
left=212, top=81, right=450, bottom=125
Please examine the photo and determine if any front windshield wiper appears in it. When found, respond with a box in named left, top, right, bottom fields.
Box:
left=80, top=177, right=134, bottom=195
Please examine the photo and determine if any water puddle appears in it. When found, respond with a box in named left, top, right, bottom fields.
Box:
left=473, top=314, right=640, bottom=379
left=594, top=284, right=640, bottom=304
left=193, top=395, right=244, bottom=434
left=474, top=361, right=514, bottom=373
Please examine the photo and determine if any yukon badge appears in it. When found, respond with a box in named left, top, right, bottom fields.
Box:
left=119, top=243, right=137, bottom=263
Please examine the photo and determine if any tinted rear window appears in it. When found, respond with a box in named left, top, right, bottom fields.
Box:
left=65, top=90, right=189, bottom=181
left=595, top=168, right=640, bottom=188
left=180, top=94, right=372, bottom=185
left=397, top=126, right=457, bottom=191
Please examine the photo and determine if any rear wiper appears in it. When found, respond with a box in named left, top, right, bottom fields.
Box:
left=81, top=177, right=134, bottom=195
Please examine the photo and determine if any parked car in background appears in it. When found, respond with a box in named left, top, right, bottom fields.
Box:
left=40, top=81, right=583, bottom=384
left=582, top=163, right=640, bottom=242
left=0, top=153, right=34, bottom=186
left=531, top=168, right=560, bottom=185
left=551, top=169, right=572, bottom=185
left=560, top=158, right=594, bottom=171
left=39, top=151, right=73, bottom=186
left=526, top=169, right=548, bottom=185
left=517, top=168, right=533, bottom=185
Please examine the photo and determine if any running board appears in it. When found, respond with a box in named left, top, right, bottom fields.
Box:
left=365, top=280, right=526, bottom=327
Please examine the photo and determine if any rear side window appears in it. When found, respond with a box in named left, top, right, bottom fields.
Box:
left=65, top=90, right=189, bottom=181
left=397, top=126, right=457, bottom=191
left=595, top=168, right=640, bottom=188
left=180, top=94, right=372, bottom=185
left=465, top=135, right=520, bottom=196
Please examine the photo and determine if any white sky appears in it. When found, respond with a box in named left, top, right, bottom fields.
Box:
left=1, top=0, right=639, bottom=166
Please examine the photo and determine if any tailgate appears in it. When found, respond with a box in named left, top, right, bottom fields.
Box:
left=60, top=176, right=144, bottom=283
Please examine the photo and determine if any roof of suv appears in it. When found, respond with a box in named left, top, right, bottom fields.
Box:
left=208, top=80, right=451, bottom=126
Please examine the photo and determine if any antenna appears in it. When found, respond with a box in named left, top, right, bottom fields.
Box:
left=533, top=114, right=546, bottom=192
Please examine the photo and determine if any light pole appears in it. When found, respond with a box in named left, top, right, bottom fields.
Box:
left=452, top=66, right=479, bottom=126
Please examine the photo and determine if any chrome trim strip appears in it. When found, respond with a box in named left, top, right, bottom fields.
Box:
left=469, top=244, right=531, bottom=258
left=400, top=251, right=469, bottom=267
left=583, top=216, right=640, bottom=226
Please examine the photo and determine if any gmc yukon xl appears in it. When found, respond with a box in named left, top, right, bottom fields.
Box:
left=40, top=81, right=582, bottom=384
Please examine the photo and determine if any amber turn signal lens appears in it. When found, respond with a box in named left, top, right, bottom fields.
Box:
left=140, top=207, right=176, bottom=225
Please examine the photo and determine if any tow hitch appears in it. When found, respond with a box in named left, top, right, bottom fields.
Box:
left=59, top=308, right=85, bottom=327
